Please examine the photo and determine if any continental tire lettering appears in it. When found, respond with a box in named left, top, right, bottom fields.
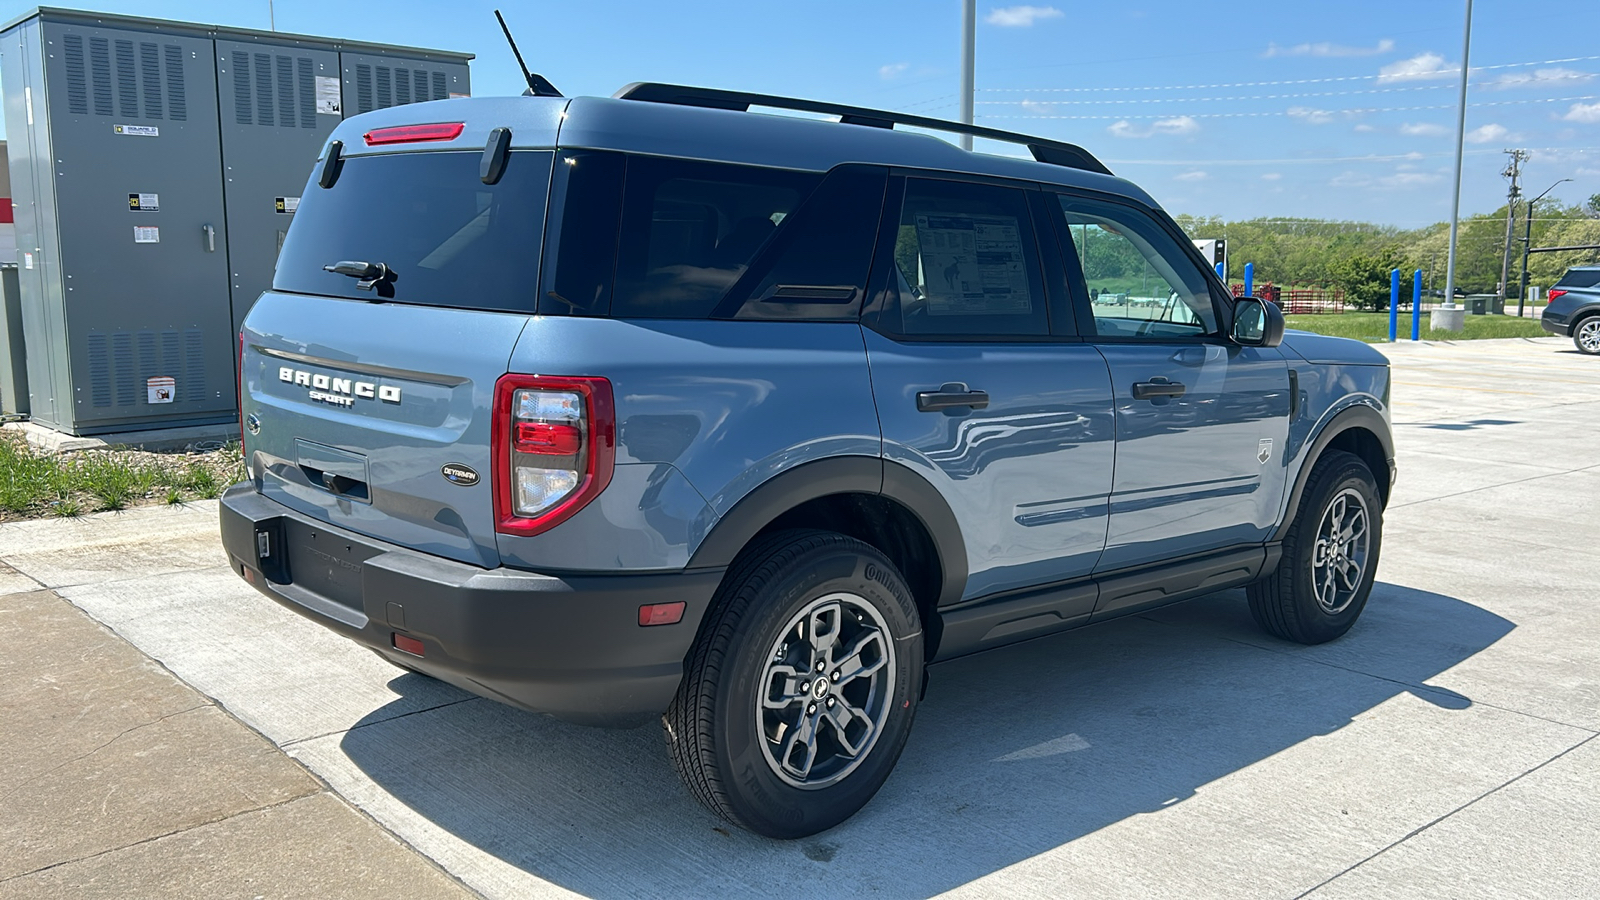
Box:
left=865, top=562, right=915, bottom=616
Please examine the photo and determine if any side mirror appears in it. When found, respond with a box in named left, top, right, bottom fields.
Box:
left=1231, top=297, right=1284, bottom=348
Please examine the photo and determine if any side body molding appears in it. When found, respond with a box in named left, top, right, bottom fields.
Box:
left=1273, top=403, right=1395, bottom=543
left=685, top=456, right=969, bottom=610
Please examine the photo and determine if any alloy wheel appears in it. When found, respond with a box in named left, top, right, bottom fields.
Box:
left=1311, top=487, right=1371, bottom=615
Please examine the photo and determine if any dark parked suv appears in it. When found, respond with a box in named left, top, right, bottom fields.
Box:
left=221, top=83, right=1395, bottom=838
left=1540, top=265, right=1600, bottom=354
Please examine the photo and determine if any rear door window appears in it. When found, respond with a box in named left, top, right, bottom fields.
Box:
left=273, top=150, right=553, bottom=311
left=1554, top=269, right=1600, bottom=289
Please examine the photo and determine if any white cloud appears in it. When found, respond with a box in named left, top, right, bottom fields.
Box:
left=1260, top=173, right=1283, bottom=181
left=1563, top=101, right=1600, bottom=123
left=1330, top=172, right=1371, bottom=188
left=1378, top=52, right=1455, bottom=84
left=1353, top=123, right=1377, bottom=133
left=1263, top=38, right=1394, bottom=58
left=1174, top=170, right=1208, bottom=182
left=1287, top=106, right=1335, bottom=125
left=986, top=5, right=1063, bottom=27
left=1400, top=122, right=1448, bottom=137
left=1465, top=123, right=1511, bottom=143
left=1380, top=171, right=1441, bottom=188
left=1107, top=116, right=1200, bottom=138
left=878, top=62, right=909, bottom=80
left=1483, top=67, right=1594, bottom=90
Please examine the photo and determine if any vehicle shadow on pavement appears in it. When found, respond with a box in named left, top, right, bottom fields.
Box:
left=338, top=582, right=1510, bottom=897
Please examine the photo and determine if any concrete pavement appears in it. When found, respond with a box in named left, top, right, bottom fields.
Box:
left=1, top=335, right=1596, bottom=898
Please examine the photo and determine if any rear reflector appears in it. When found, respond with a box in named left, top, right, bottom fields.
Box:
left=639, top=601, right=687, bottom=627
left=393, top=633, right=425, bottom=656
left=364, top=122, right=465, bottom=146
left=514, top=421, right=583, bottom=455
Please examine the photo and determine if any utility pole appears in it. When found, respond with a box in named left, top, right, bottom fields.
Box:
left=1499, top=149, right=1527, bottom=306
left=1442, top=0, right=1474, bottom=310
left=959, top=0, right=975, bottom=150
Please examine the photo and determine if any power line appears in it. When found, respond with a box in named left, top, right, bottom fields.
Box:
left=975, top=77, right=1593, bottom=106
left=981, top=93, right=1598, bottom=120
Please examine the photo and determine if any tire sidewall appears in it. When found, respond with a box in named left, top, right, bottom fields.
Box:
left=712, top=542, right=922, bottom=838
left=1285, top=457, right=1383, bottom=642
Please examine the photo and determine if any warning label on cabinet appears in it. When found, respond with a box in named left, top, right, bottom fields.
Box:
left=113, top=124, right=159, bottom=137
left=133, top=226, right=160, bottom=243
left=274, top=196, right=300, bottom=214
left=128, top=193, right=159, bottom=212
left=315, top=76, right=342, bottom=115
left=147, top=377, right=175, bottom=404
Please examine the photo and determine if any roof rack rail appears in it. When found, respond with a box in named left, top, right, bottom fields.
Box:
left=612, top=82, right=1114, bottom=177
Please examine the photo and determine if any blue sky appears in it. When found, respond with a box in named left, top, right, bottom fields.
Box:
left=2, top=0, right=1596, bottom=226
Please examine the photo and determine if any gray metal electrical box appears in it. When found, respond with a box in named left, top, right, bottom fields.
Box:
left=0, top=8, right=471, bottom=435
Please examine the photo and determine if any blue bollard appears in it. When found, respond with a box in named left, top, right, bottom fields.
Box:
left=1389, top=269, right=1400, bottom=342
left=1244, top=262, right=1254, bottom=298
left=1411, top=269, right=1423, bottom=340
left=1215, top=261, right=1225, bottom=281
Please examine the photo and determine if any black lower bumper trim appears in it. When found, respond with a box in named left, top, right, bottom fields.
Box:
left=219, top=483, right=724, bottom=726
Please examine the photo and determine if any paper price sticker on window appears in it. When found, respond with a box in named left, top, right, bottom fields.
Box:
left=147, top=376, right=175, bottom=404
left=133, top=226, right=160, bottom=244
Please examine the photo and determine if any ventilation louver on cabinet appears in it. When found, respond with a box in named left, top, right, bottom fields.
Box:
left=231, top=51, right=322, bottom=128
left=63, top=32, right=186, bottom=121
left=353, top=63, right=454, bottom=114
left=85, top=330, right=208, bottom=409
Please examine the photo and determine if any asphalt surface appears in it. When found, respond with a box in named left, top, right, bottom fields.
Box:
left=1, top=335, right=1596, bottom=899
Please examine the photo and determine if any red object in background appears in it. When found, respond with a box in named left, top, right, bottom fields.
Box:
left=0, top=198, right=13, bottom=224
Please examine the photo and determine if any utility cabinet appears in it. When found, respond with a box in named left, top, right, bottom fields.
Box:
left=0, top=8, right=471, bottom=434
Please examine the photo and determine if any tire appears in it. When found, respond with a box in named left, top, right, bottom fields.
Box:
left=1573, top=315, right=1600, bottom=355
left=1249, top=450, right=1383, bottom=644
left=664, top=529, right=923, bottom=839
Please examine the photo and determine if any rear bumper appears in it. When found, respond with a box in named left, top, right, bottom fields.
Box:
left=1540, top=311, right=1568, bottom=335
left=219, top=483, right=723, bottom=726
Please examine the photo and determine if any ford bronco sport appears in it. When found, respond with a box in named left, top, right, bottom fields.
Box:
left=221, top=83, right=1395, bottom=839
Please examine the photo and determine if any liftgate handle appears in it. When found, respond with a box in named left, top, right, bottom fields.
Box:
left=203, top=224, right=216, bottom=252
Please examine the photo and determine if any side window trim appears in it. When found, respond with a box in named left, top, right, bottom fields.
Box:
left=864, top=172, right=1078, bottom=343
left=1050, top=188, right=1229, bottom=344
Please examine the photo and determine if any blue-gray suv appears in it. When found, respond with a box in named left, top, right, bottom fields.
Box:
left=220, top=83, right=1395, bottom=838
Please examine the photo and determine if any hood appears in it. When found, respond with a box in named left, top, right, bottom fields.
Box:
left=1279, top=330, right=1391, bottom=366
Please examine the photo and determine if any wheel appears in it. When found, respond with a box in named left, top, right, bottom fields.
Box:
left=664, top=529, right=923, bottom=838
left=1574, top=316, right=1600, bottom=355
left=1249, top=450, right=1382, bottom=644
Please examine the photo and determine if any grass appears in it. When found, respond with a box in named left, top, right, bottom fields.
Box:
left=1284, top=312, right=1550, bottom=343
left=0, top=433, right=247, bottom=522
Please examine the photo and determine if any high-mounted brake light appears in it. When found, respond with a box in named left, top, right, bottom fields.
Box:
left=363, top=122, right=465, bottom=146
left=492, top=374, right=615, bottom=537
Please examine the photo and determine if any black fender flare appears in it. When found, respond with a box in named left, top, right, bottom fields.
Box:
left=1273, top=403, right=1394, bottom=542
left=686, top=456, right=968, bottom=609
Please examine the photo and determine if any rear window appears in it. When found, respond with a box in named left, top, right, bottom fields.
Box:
left=1554, top=268, right=1600, bottom=290
left=273, top=150, right=553, bottom=311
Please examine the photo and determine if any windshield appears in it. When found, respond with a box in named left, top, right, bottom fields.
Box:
left=273, top=150, right=553, bottom=311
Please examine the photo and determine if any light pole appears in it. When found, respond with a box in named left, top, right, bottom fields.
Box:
left=1519, top=177, right=1573, bottom=317
left=959, top=0, right=975, bottom=150
left=1442, top=0, right=1473, bottom=310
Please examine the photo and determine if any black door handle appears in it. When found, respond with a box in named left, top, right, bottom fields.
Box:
left=917, top=383, right=990, bottom=412
left=1132, top=377, right=1186, bottom=400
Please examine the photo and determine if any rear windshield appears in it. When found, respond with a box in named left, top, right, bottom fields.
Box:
left=1554, top=268, right=1600, bottom=290
left=273, top=150, right=553, bottom=311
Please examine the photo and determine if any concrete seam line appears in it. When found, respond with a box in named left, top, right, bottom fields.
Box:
left=278, top=695, right=482, bottom=749
left=1389, top=461, right=1600, bottom=510
left=1292, top=731, right=1600, bottom=899
left=0, top=703, right=213, bottom=804
left=0, top=790, right=331, bottom=885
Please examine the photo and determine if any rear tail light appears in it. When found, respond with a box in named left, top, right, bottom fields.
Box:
left=492, top=374, right=614, bottom=536
left=1548, top=289, right=1567, bottom=302
left=363, top=122, right=465, bottom=145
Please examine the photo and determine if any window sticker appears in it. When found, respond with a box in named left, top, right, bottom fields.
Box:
left=913, top=214, right=1031, bottom=316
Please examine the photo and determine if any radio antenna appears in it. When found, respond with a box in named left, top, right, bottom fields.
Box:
left=494, top=9, right=563, bottom=97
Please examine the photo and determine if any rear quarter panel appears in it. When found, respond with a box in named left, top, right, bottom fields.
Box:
left=499, top=318, right=879, bottom=572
